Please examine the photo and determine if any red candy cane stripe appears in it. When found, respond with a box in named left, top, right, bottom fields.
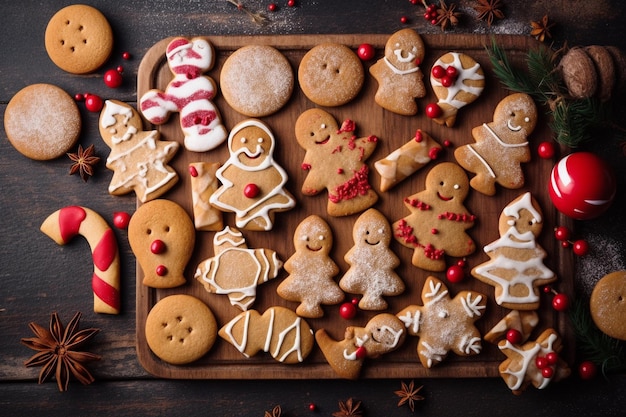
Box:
left=41, top=206, right=121, bottom=315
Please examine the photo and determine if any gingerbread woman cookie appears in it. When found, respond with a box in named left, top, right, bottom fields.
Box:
left=369, top=28, right=426, bottom=115
left=396, top=276, right=487, bottom=368
left=277, top=215, right=344, bottom=318
left=339, top=208, right=404, bottom=311
left=210, top=119, right=295, bottom=231
left=454, top=93, right=537, bottom=196
left=472, top=193, right=557, bottom=310
left=139, top=37, right=227, bottom=152
left=295, top=108, right=378, bottom=217
left=393, top=162, right=476, bottom=272
left=99, top=100, right=179, bottom=202
left=316, top=313, right=406, bottom=379
left=195, top=226, right=283, bottom=311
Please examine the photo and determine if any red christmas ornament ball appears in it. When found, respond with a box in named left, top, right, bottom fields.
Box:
left=548, top=152, right=616, bottom=220
left=357, top=43, right=375, bottom=61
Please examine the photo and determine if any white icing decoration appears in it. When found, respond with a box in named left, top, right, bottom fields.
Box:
left=393, top=46, right=416, bottom=63
left=383, top=56, right=420, bottom=75
left=503, top=192, right=542, bottom=222
left=398, top=310, right=421, bottom=333
left=467, top=144, right=496, bottom=178
left=460, top=293, right=485, bottom=317
left=500, top=332, right=558, bottom=390
left=484, top=123, right=528, bottom=148
left=101, top=100, right=133, bottom=128
left=431, top=52, right=484, bottom=109
left=424, top=279, right=448, bottom=305
left=420, top=341, right=447, bottom=368
left=460, top=335, right=482, bottom=355
left=379, top=325, right=404, bottom=349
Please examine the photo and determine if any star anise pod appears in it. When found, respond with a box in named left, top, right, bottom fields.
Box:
left=474, top=0, right=505, bottom=26
left=435, top=0, right=461, bottom=31
left=530, top=15, right=555, bottom=42
left=21, top=312, right=101, bottom=392
left=395, top=380, right=425, bottom=412
left=333, top=397, right=363, bottom=417
left=68, top=144, right=100, bottom=182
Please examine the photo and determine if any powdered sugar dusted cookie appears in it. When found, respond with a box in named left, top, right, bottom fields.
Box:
left=195, top=226, right=282, bottom=311
left=139, top=37, right=227, bottom=152
left=210, top=119, right=295, bottom=231
left=220, top=45, right=294, bottom=117
left=369, top=28, right=426, bottom=115
left=219, top=306, right=314, bottom=364
left=339, top=209, right=404, bottom=310
left=277, top=215, right=343, bottom=318
left=454, top=93, right=537, bottom=195
left=396, top=276, right=487, bottom=368
left=99, top=100, right=179, bottom=202
left=472, top=192, right=556, bottom=310
left=316, top=313, right=406, bottom=379
left=295, top=108, right=378, bottom=217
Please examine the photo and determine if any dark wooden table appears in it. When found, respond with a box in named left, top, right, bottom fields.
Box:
left=2, top=1, right=625, bottom=415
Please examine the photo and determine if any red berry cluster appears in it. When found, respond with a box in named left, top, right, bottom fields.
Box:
left=535, top=351, right=559, bottom=378
left=423, top=2, right=438, bottom=25
left=432, top=64, right=459, bottom=87
left=554, top=226, right=589, bottom=256
left=543, top=286, right=570, bottom=311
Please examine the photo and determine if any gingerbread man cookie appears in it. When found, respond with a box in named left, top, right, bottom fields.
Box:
left=195, top=226, right=283, bottom=311
left=472, top=192, right=556, bottom=310
left=210, top=119, right=295, bottom=231
left=139, top=37, right=227, bottom=152
left=277, top=215, right=344, bottom=318
left=396, top=276, right=487, bottom=368
left=295, top=108, right=378, bottom=217
left=339, top=209, right=404, bottom=311
left=315, top=313, right=406, bottom=379
left=454, top=93, right=537, bottom=196
left=393, top=162, right=476, bottom=272
left=99, top=100, right=179, bottom=203
left=369, top=28, right=426, bottom=115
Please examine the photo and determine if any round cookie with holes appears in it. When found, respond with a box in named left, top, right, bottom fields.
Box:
left=590, top=270, right=626, bottom=341
left=145, top=294, right=218, bottom=364
left=298, top=43, right=364, bottom=107
left=44, top=4, right=113, bottom=74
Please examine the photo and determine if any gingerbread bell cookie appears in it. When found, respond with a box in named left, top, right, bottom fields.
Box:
left=454, top=93, right=537, bottom=196
left=472, top=193, right=556, bottom=310
left=128, top=199, right=195, bottom=289
left=397, top=276, right=487, bottom=368
left=140, top=37, right=227, bottom=152
left=99, top=100, right=179, bottom=202
left=277, top=215, right=344, bottom=318
left=295, top=108, right=378, bottom=217
left=209, top=119, right=295, bottom=231
left=369, top=28, right=427, bottom=115
left=393, top=162, right=476, bottom=272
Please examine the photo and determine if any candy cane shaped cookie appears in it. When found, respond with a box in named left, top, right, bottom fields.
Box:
left=41, top=206, right=121, bottom=314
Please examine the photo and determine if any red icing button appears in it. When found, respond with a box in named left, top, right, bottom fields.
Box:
left=151, top=239, right=166, bottom=254
left=156, top=265, right=167, bottom=276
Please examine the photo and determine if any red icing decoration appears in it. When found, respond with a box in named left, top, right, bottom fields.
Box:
left=92, top=272, right=120, bottom=310
left=355, top=346, right=367, bottom=359
left=415, top=130, right=423, bottom=142
left=338, top=119, right=355, bottom=133
left=244, top=183, right=260, bottom=198
left=301, top=163, right=311, bottom=170
left=59, top=206, right=87, bottom=242
left=93, top=229, right=117, bottom=272
left=189, top=165, right=198, bottom=177
left=328, top=165, right=371, bottom=203
left=429, top=146, right=441, bottom=160
left=150, top=239, right=166, bottom=254
left=156, top=265, right=168, bottom=276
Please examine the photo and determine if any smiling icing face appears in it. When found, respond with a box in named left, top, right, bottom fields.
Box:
left=425, top=162, right=469, bottom=203
left=229, top=123, right=273, bottom=168
left=384, top=28, right=425, bottom=71
left=494, top=93, right=538, bottom=137
left=295, top=108, right=339, bottom=149
left=353, top=208, right=390, bottom=247
left=294, top=215, right=333, bottom=256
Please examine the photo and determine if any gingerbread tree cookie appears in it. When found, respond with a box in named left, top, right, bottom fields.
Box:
left=396, top=276, right=487, bottom=368
left=276, top=215, right=344, bottom=318
left=454, top=93, right=537, bottom=196
left=339, top=208, right=404, bottom=310
left=472, top=192, right=556, bottom=310
left=99, top=100, right=179, bottom=203
left=393, top=162, right=476, bottom=272
left=369, top=28, right=426, bottom=115
left=295, top=108, right=378, bottom=217
left=195, top=226, right=283, bottom=311
left=210, top=119, right=295, bottom=231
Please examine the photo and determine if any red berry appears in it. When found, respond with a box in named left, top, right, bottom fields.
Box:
left=243, top=183, right=260, bottom=198
left=113, top=211, right=131, bottom=229
left=456, top=259, right=466, bottom=268
left=578, top=361, right=597, bottom=380
left=104, top=68, right=123, bottom=88
left=554, top=226, right=570, bottom=241
left=357, top=43, right=375, bottom=61
left=538, top=141, right=556, bottom=159
left=268, top=3, right=277, bottom=11
left=446, top=264, right=465, bottom=283
left=355, top=346, right=367, bottom=359
left=288, top=0, right=296, bottom=6
left=431, top=64, right=446, bottom=79
left=443, top=139, right=452, bottom=147
left=541, top=366, right=554, bottom=378
left=572, top=239, right=589, bottom=256
left=400, top=16, right=408, bottom=24
left=151, top=239, right=166, bottom=254
left=506, top=329, right=523, bottom=344
left=561, top=241, right=571, bottom=248
left=440, top=75, right=455, bottom=87
left=84, top=94, right=103, bottom=112
left=546, top=351, right=558, bottom=365
left=122, top=51, right=131, bottom=60
left=445, top=65, right=458, bottom=78
left=339, top=302, right=357, bottom=319
left=535, top=356, right=549, bottom=369
left=552, top=293, right=570, bottom=311
left=308, top=403, right=316, bottom=411
left=156, top=265, right=168, bottom=276
left=74, top=93, right=84, bottom=101
left=351, top=297, right=359, bottom=305
left=430, top=19, right=438, bottom=25
left=425, top=102, right=442, bottom=118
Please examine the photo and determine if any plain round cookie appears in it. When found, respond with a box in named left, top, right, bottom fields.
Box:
left=145, top=294, right=217, bottom=365
left=298, top=43, right=364, bottom=107
left=4, top=83, right=81, bottom=160
left=44, top=4, right=113, bottom=74
left=590, top=270, right=626, bottom=341
left=220, top=45, right=294, bottom=117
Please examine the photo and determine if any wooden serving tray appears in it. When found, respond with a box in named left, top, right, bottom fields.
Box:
left=136, top=34, right=574, bottom=379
